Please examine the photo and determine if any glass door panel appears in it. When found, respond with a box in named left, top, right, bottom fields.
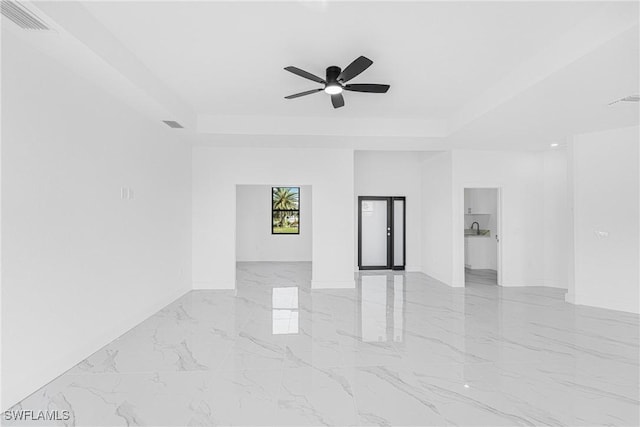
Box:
left=393, top=199, right=405, bottom=269
left=360, top=199, right=389, bottom=268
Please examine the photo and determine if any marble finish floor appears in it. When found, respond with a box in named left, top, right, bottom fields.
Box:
left=465, top=268, right=498, bottom=286
left=6, top=262, right=639, bottom=426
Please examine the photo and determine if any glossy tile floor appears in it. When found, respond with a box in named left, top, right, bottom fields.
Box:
left=465, top=268, right=497, bottom=286
left=6, top=262, right=639, bottom=426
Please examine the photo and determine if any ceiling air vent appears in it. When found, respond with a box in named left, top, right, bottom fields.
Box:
left=1, top=0, right=49, bottom=30
left=608, top=95, right=640, bottom=105
left=162, top=120, right=184, bottom=129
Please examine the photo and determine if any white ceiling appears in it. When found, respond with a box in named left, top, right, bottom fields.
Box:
left=15, top=1, right=640, bottom=148
left=79, top=1, right=604, bottom=119
left=449, top=24, right=640, bottom=149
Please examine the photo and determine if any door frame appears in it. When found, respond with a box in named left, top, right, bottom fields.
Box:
left=357, top=196, right=406, bottom=270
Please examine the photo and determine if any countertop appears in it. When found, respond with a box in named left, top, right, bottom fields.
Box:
left=464, top=229, right=491, bottom=238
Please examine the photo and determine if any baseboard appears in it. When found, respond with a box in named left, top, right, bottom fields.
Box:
left=2, top=285, right=190, bottom=410
left=499, top=282, right=538, bottom=287
left=565, top=292, right=576, bottom=304
left=499, top=282, right=567, bottom=288
left=570, top=294, right=639, bottom=314
left=311, top=280, right=355, bottom=289
left=192, top=281, right=234, bottom=290
left=540, top=281, right=568, bottom=289
left=420, top=269, right=457, bottom=287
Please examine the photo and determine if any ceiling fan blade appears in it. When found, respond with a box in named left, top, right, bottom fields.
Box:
left=284, top=66, right=326, bottom=84
left=344, top=84, right=390, bottom=93
left=337, top=56, right=373, bottom=83
left=284, top=88, right=323, bottom=99
left=331, top=93, right=345, bottom=108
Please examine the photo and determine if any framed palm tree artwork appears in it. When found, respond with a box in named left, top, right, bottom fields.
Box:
left=272, top=187, right=300, bottom=234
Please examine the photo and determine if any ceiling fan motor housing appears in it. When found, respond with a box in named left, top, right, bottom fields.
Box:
left=326, top=66, right=342, bottom=86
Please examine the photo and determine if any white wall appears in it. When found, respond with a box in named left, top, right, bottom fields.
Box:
left=192, top=146, right=354, bottom=289
left=569, top=126, right=639, bottom=313
left=236, top=185, right=312, bottom=262
left=421, top=152, right=455, bottom=285
left=354, top=151, right=424, bottom=271
left=543, top=149, right=569, bottom=288
left=1, top=31, right=192, bottom=408
left=452, top=150, right=546, bottom=287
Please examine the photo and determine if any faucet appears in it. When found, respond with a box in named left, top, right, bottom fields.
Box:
left=471, top=222, right=480, bottom=235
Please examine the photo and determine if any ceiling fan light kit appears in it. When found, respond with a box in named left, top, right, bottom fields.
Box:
left=324, top=85, right=343, bottom=95
left=284, top=56, right=390, bottom=109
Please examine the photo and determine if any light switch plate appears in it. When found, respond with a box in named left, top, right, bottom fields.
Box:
left=121, top=187, right=134, bottom=200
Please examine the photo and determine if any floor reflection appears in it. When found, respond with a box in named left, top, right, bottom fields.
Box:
left=272, top=287, right=299, bottom=334
left=358, top=274, right=405, bottom=343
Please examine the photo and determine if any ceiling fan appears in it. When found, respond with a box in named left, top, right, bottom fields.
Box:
left=284, top=56, right=390, bottom=109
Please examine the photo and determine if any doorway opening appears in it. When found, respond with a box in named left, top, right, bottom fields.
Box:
left=463, top=188, right=501, bottom=286
left=357, top=196, right=405, bottom=270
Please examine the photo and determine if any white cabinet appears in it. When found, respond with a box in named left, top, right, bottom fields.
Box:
left=464, top=190, right=472, bottom=213
left=474, top=190, right=490, bottom=213
left=464, top=236, right=497, bottom=270
left=464, top=188, right=496, bottom=214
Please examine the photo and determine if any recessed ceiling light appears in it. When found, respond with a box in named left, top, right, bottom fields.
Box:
left=550, top=143, right=559, bottom=147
